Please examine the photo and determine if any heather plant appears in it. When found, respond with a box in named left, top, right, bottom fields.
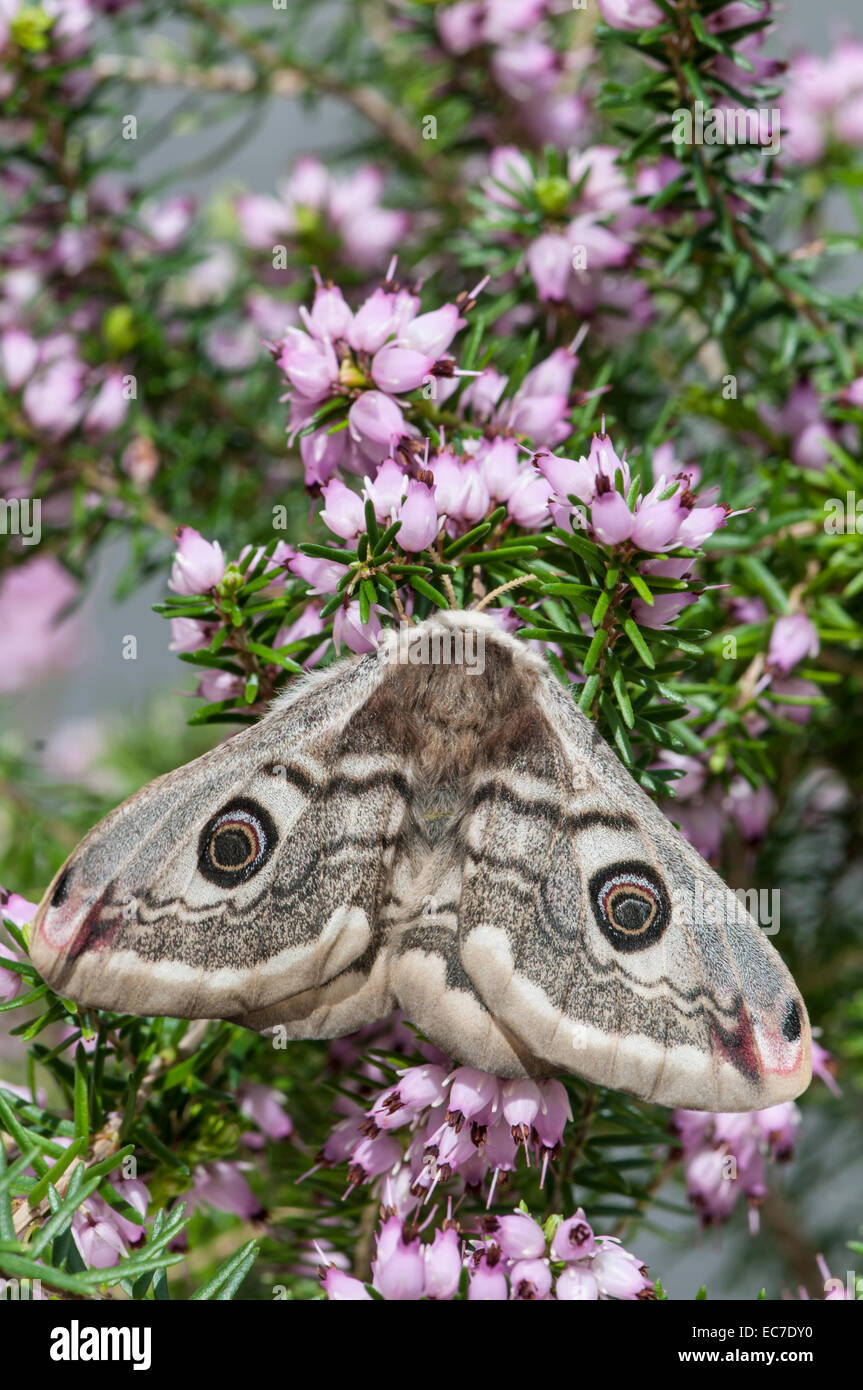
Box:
left=0, top=0, right=862, bottom=1304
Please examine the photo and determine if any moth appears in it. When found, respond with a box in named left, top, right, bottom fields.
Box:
left=30, top=610, right=811, bottom=1112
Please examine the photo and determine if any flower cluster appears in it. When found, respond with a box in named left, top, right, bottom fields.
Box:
left=322, top=1204, right=655, bottom=1301
left=322, top=1061, right=572, bottom=1207
left=672, top=1104, right=800, bottom=1233
left=0, top=557, right=83, bottom=695
left=479, top=144, right=664, bottom=338
left=405, top=0, right=590, bottom=149
left=277, top=269, right=475, bottom=485
left=656, top=607, right=821, bottom=863
left=237, top=157, right=408, bottom=273
left=781, top=39, right=863, bottom=164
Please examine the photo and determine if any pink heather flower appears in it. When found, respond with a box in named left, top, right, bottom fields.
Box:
left=237, top=1082, right=293, bottom=1142
left=439, top=454, right=492, bottom=527
left=275, top=606, right=328, bottom=671
left=811, top=1042, right=841, bottom=1098
left=759, top=380, right=836, bottom=469
left=491, top=40, right=557, bottom=103
left=397, top=480, right=439, bottom=552
left=241, top=160, right=407, bottom=268
left=631, top=556, right=698, bottom=630
left=673, top=1105, right=801, bottom=1229
left=767, top=614, right=819, bottom=675
left=841, top=377, right=863, bottom=409
left=511, top=1257, right=553, bottom=1300
left=436, top=1, right=483, bottom=54
left=723, top=776, right=774, bottom=842
left=321, top=1267, right=372, bottom=1300
left=187, top=1161, right=263, bottom=1220
left=0, top=887, right=35, bottom=1003
left=782, top=41, right=863, bottom=164
left=551, top=1209, right=597, bottom=1263
left=654, top=751, right=707, bottom=802
left=468, top=1249, right=510, bottom=1300
left=22, top=357, right=85, bottom=436
left=320, top=478, right=365, bottom=541
left=84, top=371, right=130, bottom=435
left=556, top=1264, right=599, bottom=1299
left=348, top=391, right=406, bottom=465
left=461, top=366, right=508, bottom=420
left=423, top=1226, right=463, bottom=1300
left=289, top=553, right=348, bottom=595
left=0, top=555, right=82, bottom=694
left=348, top=287, right=405, bottom=354
left=400, top=305, right=465, bottom=357
left=333, top=601, right=382, bottom=655
left=533, top=1079, right=572, bottom=1149
left=526, top=232, right=572, bottom=302
left=590, top=487, right=634, bottom=545
left=0, top=327, right=38, bottom=389
left=371, top=346, right=435, bottom=395
left=330, top=168, right=409, bottom=271
left=372, top=1215, right=426, bottom=1300
left=300, top=427, right=346, bottom=486
left=448, top=1067, right=500, bottom=1126
left=300, top=284, right=353, bottom=342
left=501, top=1079, right=542, bottom=1145
left=771, top=676, right=821, bottom=725
left=169, top=527, right=226, bottom=595
left=598, top=0, right=664, bottom=30
left=197, top=670, right=244, bottom=704
left=396, top=1062, right=450, bottom=1111
left=567, top=145, right=632, bottom=219
left=631, top=486, right=687, bottom=551
left=138, top=195, right=195, bottom=251
left=505, top=468, right=553, bottom=528
left=590, top=1240, right=653, bottom=1299
left=491, top=1212, right=546, bottom=1260
left=205, top=323, right=260, bottom=372
left=72, top=1200, right=131, bottom=1270
left=474, top=436, right=518, bottom=502
left=363, top=458, right=408, bottom=522
left=169, top=618, right=213, bottom=654
left=669, top=791, right=725, bottom=864
left=535, top=448, right=595, bottom=504
left=278, top=328, right=339, bottom=401
left=0, top=888, right=37, bottom=929
left=71, top=1178, right=148, bottom=1270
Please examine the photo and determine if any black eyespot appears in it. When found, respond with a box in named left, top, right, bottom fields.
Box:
left=197, top=798, right=277, bottom=888
left=589, top=860, right=670, bottom=954
left=782, top=999, right=802, bottom=1043
left=51, top=867, right=72, bottom=908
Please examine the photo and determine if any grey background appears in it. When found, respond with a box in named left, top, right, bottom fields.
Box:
left=6, top=1, right=860, bottom=1301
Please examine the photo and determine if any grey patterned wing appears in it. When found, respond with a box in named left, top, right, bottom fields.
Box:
left=30, top=654, right=420, bottom=1037
left=455, top=670, right=812, bottom=1110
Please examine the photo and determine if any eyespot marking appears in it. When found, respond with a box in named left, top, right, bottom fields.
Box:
left=51, top=868, right=72, bottom=908
left=782, top=998, right=802, bottom=1043
left=589, top=860, right=670, bottom=954
left=197, top=798, right=277, bottom=888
